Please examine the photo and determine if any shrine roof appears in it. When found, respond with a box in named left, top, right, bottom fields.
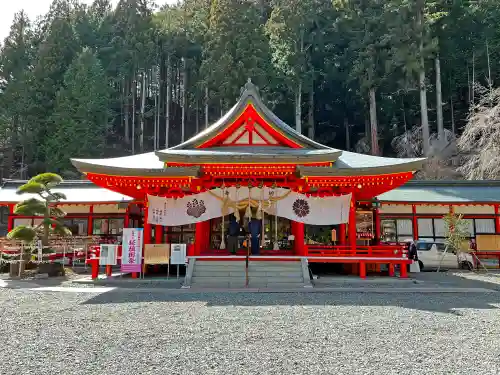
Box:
left=377, top=180, right=500, bottom=203
left=0, top=179, right=132, bottom=203
left=70, top=79, right=424, bottom=177
left=298, top=152, right=425, bottom=176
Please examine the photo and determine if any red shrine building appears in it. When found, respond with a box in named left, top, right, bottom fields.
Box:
left=4, top=80, right=500, bottom=278
left=69, top=80, right=423, bottom=276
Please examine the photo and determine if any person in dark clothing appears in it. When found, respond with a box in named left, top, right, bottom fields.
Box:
left=247, top=217, right=261, bottom=255
left=227, top=215, right=240, bottom=255
left=407, top=240, right=418, bottom=261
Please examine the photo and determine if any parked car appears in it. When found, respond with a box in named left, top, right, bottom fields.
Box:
left=415, top=240, right=473, bottom=271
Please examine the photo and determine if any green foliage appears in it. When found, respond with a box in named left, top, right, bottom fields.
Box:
left=0, top=0, right=499, bottom=174
left=7, top=225, right=37, bottom=242
left=7, top=173, right=71, bottom=247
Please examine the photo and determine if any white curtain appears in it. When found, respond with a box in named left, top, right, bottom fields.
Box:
left=417, top=218, right=433, bottom=237
left=475, top=219, right=495, bottom=234
left=396, top=219, right=413, bottom=236
left=434, top=219, right=446, bottom=237
left=276, top=192, right=351, bottom=225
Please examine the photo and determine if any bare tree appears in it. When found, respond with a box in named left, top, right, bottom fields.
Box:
left=458, top=85, right=500, bottom=180
left=392, top=126, right=461, bottom=180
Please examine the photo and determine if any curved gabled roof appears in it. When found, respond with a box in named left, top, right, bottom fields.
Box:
left=169, top=79, right=330, bottom=150
left=70, top=79, right=425, bottom=178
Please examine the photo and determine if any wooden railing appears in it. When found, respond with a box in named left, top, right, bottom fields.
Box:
left=306, top=244, right=407, bottom=258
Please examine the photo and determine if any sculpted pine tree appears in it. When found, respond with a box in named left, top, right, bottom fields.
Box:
left=7, top=173, right=72, bottom=276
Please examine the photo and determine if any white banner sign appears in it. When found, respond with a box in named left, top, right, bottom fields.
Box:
left=148, top=192, right=234, bottom=226
left=100, top=244, right=118, bottom=266
left=121, top=228, right=143, bottom=273
left=276, top=192, right=351, bottom=225
left=148, top=189, right=351, bottom=226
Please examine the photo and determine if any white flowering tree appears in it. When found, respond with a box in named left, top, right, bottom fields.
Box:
left=458, top=85, right=500, bottom=180
left=391, top=125, right=461, bottom=180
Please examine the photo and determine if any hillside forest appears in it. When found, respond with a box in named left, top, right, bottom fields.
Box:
left=1, top=0, right=500, bottom=180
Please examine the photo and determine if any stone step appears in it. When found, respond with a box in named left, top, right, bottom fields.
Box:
left=195, top=261, right=245, bottom=266
left=248, top=282, right=307, bottom=288
left=191, top=276, right=245, bottom=283
left=248, top=276, right=304, bottom=283
left=193, top=270, right=247, bottom=277
left=247, top=271, right=303, bottom=277
left=194, top=264, right=245, bottom=272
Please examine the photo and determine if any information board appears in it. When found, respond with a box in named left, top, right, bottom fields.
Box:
left=170, top=243, right=187, bottom=265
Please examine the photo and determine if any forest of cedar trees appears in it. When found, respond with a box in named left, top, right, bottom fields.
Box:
left=1, top=0, right=500, bottom=181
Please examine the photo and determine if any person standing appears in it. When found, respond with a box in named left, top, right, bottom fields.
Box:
left=247, top=216, right=261, bottom=255
left=227, top=215, right=240, bottom=255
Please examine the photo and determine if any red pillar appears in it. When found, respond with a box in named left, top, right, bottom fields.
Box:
left=338, top=223, right=346, bottom=245
left=412, top=204, right=418, bottom=241
left=359, top=261, right=366, bottom=279
left=124, top=205, right=130, bottom=229
left=195, top=221, right=205, bottom=256
left=7, top=204, right=14, bottom=232
left=155, top=225, right=162, bottom=244
left=495, top=204, right=500, bottom=234
left=348, top=193, right=357, bottom=252
left=88, top=205, right=94, bottom=236
left=292, top=221, right=305, bottom=256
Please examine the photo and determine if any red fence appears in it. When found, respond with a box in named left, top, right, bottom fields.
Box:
left=306, top=244, right=407, bottom=258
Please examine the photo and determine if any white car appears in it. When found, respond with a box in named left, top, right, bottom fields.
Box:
left=415, top=241, right=473, bottom=271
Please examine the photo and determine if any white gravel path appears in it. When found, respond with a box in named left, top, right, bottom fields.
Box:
left=1, top=288, right=500, bottom=375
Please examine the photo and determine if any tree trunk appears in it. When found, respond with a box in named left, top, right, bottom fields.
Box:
left=165, top=54, right=171, bottom=149
left=181, top=57, right=186, bottom=143
left=344, top=117, right=350, bottom=151
left=486, top=39, right=493, bottom=108
left=369, top=87, right=379, bottom=156
left=132, top=76, right=136, bottom=154
left=435, top=55, right=444, bottom=142
left=140, top=71, right=146, bottom=152
left=307, top=86, right=314, bottom=140
left=195, top=97, right=199, bottom=134
left=123, top=78, right=130, bottom=145
left=295, top=81, right=302, bottom=134
left=417, top=5, right=430, bottom=156
left=205, top=86, right=209, bottom=128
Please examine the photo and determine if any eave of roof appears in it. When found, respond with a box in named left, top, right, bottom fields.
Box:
left=298, top=153, right=425, bottom=176
left=156, top=147, right=343, bottom=164
left=71, top=153, right=200, bottom=177
left=0, top=179, right=132, bottom=203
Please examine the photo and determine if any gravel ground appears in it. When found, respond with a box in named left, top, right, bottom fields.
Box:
left=1, top=288, right=500, bottom=375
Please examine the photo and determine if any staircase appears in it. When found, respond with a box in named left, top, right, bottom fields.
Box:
left=185, top=259, right=312, bottom=289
